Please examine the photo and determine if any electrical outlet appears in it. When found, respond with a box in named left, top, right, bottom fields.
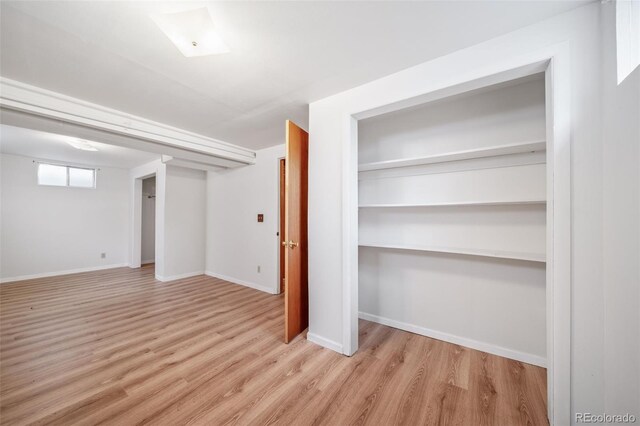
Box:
left=257, top=265, right=261, bottom=273
left=101, top=253, right=106, bottom=259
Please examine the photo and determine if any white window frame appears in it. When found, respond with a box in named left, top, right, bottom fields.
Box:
left=37, top=162, right=97, bottom=189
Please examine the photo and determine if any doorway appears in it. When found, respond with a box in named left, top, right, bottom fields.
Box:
left=130, top=168, right=161, bottom=274
left=141, top=176, right=156, bottom=265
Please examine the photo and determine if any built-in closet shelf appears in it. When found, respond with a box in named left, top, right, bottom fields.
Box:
left=358, top=242, right=546, bottom=263
left=358, top=140, right=546, bottom=172
left=359, top=199, right=546, bottom=208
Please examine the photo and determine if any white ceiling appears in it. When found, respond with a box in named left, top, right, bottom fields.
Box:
left=0, top=125, right=159, bottom=168
left=0, top=1, right=589, bottom=150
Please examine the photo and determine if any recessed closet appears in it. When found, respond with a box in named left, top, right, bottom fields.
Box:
left=357, top=74, right=547, bottom=366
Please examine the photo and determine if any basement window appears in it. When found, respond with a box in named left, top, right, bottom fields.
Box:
left=37, top=163, right=96, bottom=188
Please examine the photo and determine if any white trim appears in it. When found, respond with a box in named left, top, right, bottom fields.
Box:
left=130, top=163, right=165, bottom=277
left=359, top=311, right=546, bottom=368
left=342, top=115, right=359, bottom=356
left=545, top=45, right=572, bottom=425
left=307, top=332, right=344, bottom=353
left=204, top=271, right=277, bottom=294
left=155, top=271, right=204, bottom=282
left=141, top=260, right=155, bottom=265
left=0, top=77, right=256, bottom=166
left=0, top=263, right=129, bottom=284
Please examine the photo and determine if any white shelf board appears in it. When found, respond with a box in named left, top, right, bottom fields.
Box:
left=358, top=242, right=546, bottom=263
left=358, top=140, right=546, bottom=172
left=359, top=199, right=546, bottom=208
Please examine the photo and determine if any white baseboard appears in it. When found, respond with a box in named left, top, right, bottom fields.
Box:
left=0, top=263, right=130, bottom=284
left=141, top=259, right=155, bottom=265
left=155, top=271, right=204, bottom=282
left=204, top=271, right=276, bottom=294
left=307, top=332, right=343, bottom=354
left=359, top=311, right=546, bottom=368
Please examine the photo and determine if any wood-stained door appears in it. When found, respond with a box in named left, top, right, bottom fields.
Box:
left=283, top=120, right=308, bottom=343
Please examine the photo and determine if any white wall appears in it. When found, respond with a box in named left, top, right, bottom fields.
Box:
left=130, top=160, right=207, bottom=281
left=308, top=2, right=639, bottom=423
left=206, top=144, right=284, bottom=294
left=358, top=77, right=546, bottom=163
left=162, top=165, right=206, bottom=280
left=141, top=176, right=155, bottom=264
left=601, top=0, right=640, bottom=419
left=0, top=153, right=129, bottom=281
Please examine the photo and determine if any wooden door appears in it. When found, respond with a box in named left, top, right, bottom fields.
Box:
left=284, top=120, right=308, bottom=343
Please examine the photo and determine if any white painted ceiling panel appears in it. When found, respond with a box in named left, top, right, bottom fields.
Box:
left=0, top=1, right=590, bottom=149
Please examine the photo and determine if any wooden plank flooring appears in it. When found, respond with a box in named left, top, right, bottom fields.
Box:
left=0, top=265, right=548, bottom=425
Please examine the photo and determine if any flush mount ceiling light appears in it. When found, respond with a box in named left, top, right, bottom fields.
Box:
left=66, top=139, right=99, bottom=151
left=151, top=7, right=229, bottom=57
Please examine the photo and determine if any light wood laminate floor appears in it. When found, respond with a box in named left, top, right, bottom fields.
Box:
left=0, top=265, right=548, bottom=425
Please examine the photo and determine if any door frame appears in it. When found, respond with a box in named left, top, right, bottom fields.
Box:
left=131, top=173, right=156, bottom=269
left=140, top=175, right=157, bottom=266
left=341, top=44, right=571, bottom=425
left=278, top=157, right=286, bottom=294
left=130, top=160, right=166, bottom=280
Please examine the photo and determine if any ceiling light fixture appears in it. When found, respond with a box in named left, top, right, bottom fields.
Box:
left=66, top=139, right=99, bottom=151
left=151, top=7, right=229, bottom=57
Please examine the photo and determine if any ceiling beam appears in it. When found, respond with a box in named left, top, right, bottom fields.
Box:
left=0, top=77, right=256, bottom=167
left=161, top=155, right=226, bottom=172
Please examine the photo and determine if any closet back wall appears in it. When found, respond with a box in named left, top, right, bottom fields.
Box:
left=358, top=77, right=547, bottom=365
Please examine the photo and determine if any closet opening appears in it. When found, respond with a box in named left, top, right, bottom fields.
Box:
left=141, top=175, right=156, bottom=266
left=355, top=72, right=549, bottom=408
